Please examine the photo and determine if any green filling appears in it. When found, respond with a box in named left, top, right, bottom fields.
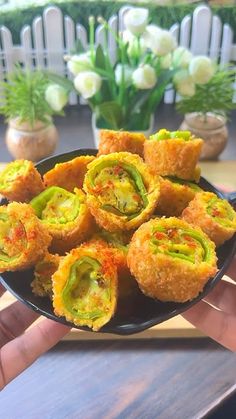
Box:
left=0, top=161, right=28, bottom=189
left=151, top=226, right=211, bottom=264
left=62, top=256, right=111, bottom=320
left=207, top=196, right=236, bottom=228
left=0, top=213, right=25, bottom=262
left=30, top=186, right=80, bottom=224
left=96, top=230, right=128, bottom=253
left=166, top=176, right=202, bottom=192
left=88, top=160, right=148, bottom=219
left=150, top=129, right=192, bottom=142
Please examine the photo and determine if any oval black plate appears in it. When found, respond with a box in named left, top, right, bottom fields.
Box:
left=1, top=149, right=236, bottom=335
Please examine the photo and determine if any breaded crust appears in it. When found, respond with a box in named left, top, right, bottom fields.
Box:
left=182, top=191, right=236, bottom=247
left=52, top=243, right=118, bottom=331
left=31, top=252, right=61, bottom=298
left=0, top=202, right=51, bottom=273
left=127, top=217, right=217, bottom=303
left=144, top=137, right=203, bottom=181
left=98, top=130, right=146, bottom=157
left=156, top=177, right=198, bottom=216
left=43, top=155, right=95, bottom=191
left=0, top=160, right=44, bottom=202
left=84, top=152, right=160, bottom=232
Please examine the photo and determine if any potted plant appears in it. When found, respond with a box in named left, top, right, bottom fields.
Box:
left=176, top=64, right=236, bottom=159
left=65, top=8, right=191, bottom=146
left=0, top=65, right=69, bottom=161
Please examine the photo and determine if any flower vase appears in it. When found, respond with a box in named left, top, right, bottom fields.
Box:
left=179, top=112, right=228, bottom=160
left=92, top=113, right=155, bottom=149
left=6, top=118, right=59, bottom=162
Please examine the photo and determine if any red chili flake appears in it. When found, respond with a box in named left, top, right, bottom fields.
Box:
left=154, top=231, right=166, bottom=240
left=113, top=165, right=123, bottom=176
left=28, top=231, right=37, bottom=240
left=133, top=194, right=140, bottom=202
left=14, top=225, right=25, bottom=239
left=212, top=209, right=221, bottom=217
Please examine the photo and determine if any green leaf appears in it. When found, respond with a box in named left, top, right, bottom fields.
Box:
left=70, top=39, right=85, bottom=55
left=97, top=101, right=123, bottom=130
left=95, top=45, right=106, bottom=70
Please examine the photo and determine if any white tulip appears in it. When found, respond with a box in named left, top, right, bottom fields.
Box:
left=74, top=71, right=102, bottom=99
left=67, top=53, right=92, bottom=76
left=115, top=64, right=133, bottom=86
left=143, top=25, right=177, bottom=56
left=172, top=47, right=192, bottom=68
left=174, top=70, right=196, bottom=97
left=189, top=56, right=215, bottom=85
left=124, top=7, right=149, bottom=36
left=45, top=84, right=68, bottom=111
left=132, top=64, right=157, bottom=89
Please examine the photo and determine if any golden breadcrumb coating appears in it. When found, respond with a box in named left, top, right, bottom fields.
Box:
left=31, top=252, right=61, bottom=298
left=144, top=137, right=203, bottom=181
left=43, top=155, right=95, bottom=191
left=0, top=160, right=44, bottom=202
left=0, top=202, right=51, bottom=273
left=52, top=243, right=118, bottom=331
left=83, top=152, right=160, bottom=232
left=127, top=217, right=217, bottom=303
left=156, top=177, right=201, bottom=216
left=182, top=192, right=236, bottom=247
left=98, top=130, right=146, bottom=157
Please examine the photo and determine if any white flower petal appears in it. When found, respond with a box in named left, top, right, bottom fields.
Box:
left=132, top=64, right=157, bottom=89
left=45, top=84, right=68, bottom=111
left=74, top=71, right=102, bottom=99
left=189, top=56, right=215, bottom=85
left=124, top=7, right=149, bottom=36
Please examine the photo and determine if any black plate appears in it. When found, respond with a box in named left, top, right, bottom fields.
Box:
left=1, top=149, right=236, bottom=335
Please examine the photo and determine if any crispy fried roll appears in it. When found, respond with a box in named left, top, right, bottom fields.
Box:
left=31, top=253, right=61, bottom=298
left=83, top=152, right=160, bottom=232
left=144, top=129, right=203, bottom=181
left=90, top=230, right=138, bottom=298
left=127, top=217, right=217, bottom=303
left=182, top=192, right=236, bottom=247
left=156, top=176, right=202, bottom=216
left=98, top=130, right=146, bottom=157
left=52, top=243, right=118, bottom=331
left=30, top=186, right=94, bottom=254
left=0, top=202, right=51, bottom=273
left=43, top=155, right=95, bottom=192
left=0, top=159, right=44, bottom=202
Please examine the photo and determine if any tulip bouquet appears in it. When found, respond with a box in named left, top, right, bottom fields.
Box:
left=65, top=7, right=218, bottom=133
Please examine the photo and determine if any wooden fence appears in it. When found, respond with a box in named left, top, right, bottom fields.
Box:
left=0, top=4, right=235, bottom=104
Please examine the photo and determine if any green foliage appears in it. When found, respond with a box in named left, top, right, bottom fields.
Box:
left=0, top=66, right=62, bottom=126
left=176, top=68, right=236, bottom=118
left=0, top=2, right=236, bottom=44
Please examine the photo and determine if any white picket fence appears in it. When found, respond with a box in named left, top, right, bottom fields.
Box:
left=0, top=3, right=235, bottom=105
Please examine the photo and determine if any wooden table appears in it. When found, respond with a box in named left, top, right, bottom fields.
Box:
left=1, top=160, right=236, bottom=418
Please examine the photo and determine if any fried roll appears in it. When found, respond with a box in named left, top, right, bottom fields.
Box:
left=144, top=129, right=203, bottom=181
left=156, top=176, right=202, bottom=216
left=83, top=152, right=160, bottom=232
left=31, top=252, right=61, bottom=298
left=52, top=243, right=118, bottom=331
left=0, top=159, right=44, bottom=202
left=98, top=130, right=146, bottom=157
left=90, top=230, right=138, bottom=299
left=127, top=217, right=217, bottom=303
left=30, top=186, right=94, bottom=254
left=43, top=155, right=95, bottom=192
left=0, top=202, right=51, bottom=273
left=182, top=192, right=236, bottom=247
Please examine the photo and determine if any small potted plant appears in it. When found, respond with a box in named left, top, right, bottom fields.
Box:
left=0, top=65, right=69, bottom=161
left=176, top=63, right=236, bottom=159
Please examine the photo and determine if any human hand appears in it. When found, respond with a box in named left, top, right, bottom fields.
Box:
left=182, top=255, right=236, bottom=351
left=0, top=283, right=70, bottom=390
